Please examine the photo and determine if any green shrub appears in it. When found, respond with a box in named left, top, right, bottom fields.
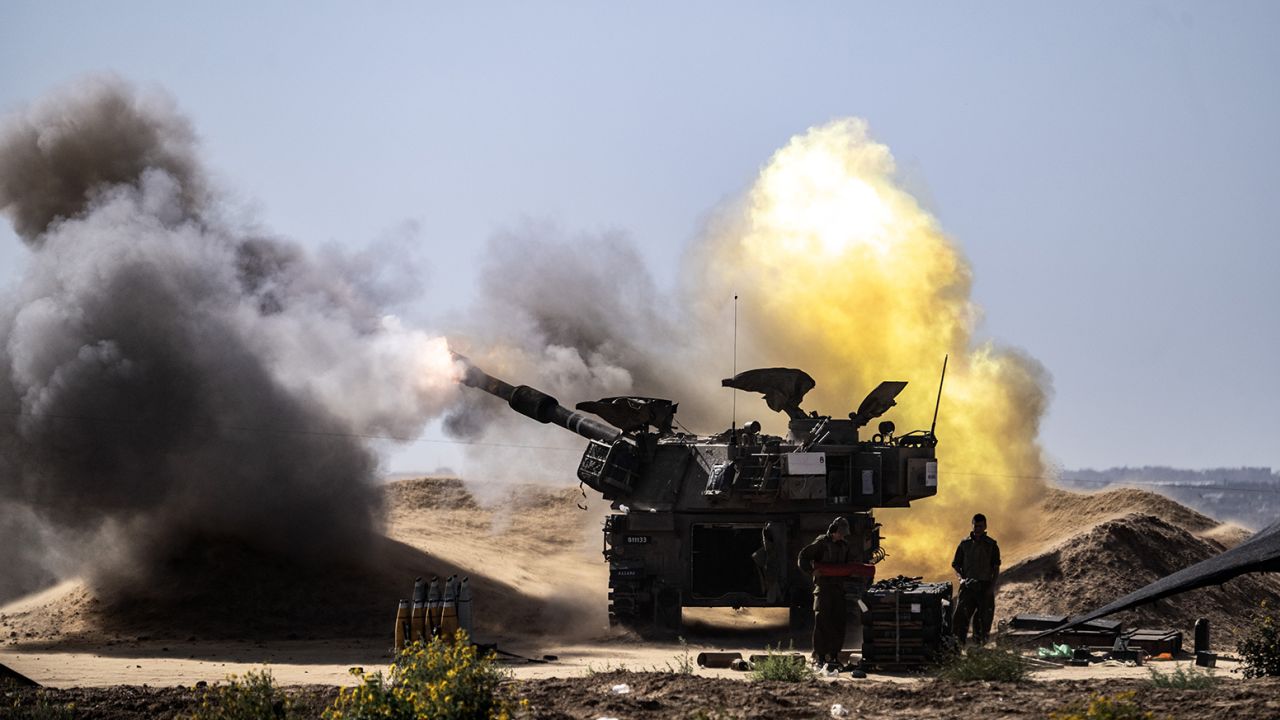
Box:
left=749, top=644, right=813, bottom=682
left=323, top=632, right=523, bottom=720
left=1237, top=605, right=1280, bottom=679
left=935, top=646, right=1029, bottom=682
left=1147, top=664, right=1218, bottom=689
left=669, top=637, right=694, bottom=675
left=191, top=669, right=291, bottom=720
left=1049, top=691, right=1152, bottom=720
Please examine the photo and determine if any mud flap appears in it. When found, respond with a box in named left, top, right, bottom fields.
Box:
left=653, top=586, right=682, bottom=635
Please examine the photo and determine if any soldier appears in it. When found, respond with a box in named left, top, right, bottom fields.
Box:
left=798, top=516, right=854, bottom=669
left=752, top=522, right=784, bottom=603
left=952, top=513, right=1001, bottom=646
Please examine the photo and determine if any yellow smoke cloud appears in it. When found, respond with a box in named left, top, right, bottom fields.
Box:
left=694, top=118, right=1050, bottom=579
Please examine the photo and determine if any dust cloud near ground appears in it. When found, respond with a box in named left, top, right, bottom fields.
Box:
left=0, top=477, right=612, bottom=648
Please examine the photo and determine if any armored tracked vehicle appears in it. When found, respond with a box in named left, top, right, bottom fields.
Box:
left=456, top=356, right=942, bottom=637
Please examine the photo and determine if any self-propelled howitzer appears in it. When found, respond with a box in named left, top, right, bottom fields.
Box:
left=455, top=355, right=943, bottom=637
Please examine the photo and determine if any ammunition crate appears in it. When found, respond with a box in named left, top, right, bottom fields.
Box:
left=1124, top=628, right=1182, bottom=656
left=860, top=581, right=953, bottom=669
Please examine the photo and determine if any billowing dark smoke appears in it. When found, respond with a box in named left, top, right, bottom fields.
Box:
left=0, top=82, right=206, bottom=244
left=0, top=77, right=457, bottom=603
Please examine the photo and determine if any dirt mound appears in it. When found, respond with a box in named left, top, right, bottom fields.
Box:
left=999, top=508, right=1280, bottom=643
left=382, top=476, right=590, bottom=523
left=382, top=476, right=482, bottom=512
left=1034, top=487, right=1219, bottom=543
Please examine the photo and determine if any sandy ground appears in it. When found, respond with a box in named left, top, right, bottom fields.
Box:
left=4, top=636, right=1234, bottom=689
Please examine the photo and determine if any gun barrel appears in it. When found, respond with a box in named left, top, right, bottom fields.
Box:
left=456, top=355, right=621, bottom=444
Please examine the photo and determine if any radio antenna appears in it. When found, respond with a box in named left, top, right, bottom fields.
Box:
left=929, top=354, right=948, bottom=439
left=731, top=294, right=739, bottom=440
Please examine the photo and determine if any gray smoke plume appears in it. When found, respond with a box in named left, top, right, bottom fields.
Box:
left=0, top=77, right=458, bottom=603
left=442, top=223, right=728, bottom=487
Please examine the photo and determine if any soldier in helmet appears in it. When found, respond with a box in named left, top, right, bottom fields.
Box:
left=798, top=516, right=854, bottom=669
left=952, top=512, right=1001, bottom=645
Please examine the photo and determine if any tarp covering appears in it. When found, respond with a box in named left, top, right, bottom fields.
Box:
left=722, top=368, right=815, bottom=419
left=1042, top=516, right=1280, bottom=636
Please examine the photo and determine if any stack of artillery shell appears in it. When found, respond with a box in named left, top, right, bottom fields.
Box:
left=393, top=574, right=476, bottom=649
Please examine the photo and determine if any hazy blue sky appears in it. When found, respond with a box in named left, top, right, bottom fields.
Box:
left=2, top=1, right=1277, bottom=473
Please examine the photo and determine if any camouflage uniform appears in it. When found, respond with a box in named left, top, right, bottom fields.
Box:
left=951, top=532, right=1000, bottom=645
left=798, top=520, right=854, bottom=665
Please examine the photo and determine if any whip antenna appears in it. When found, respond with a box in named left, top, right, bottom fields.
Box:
left=930, top=354, right=948, bottom=439
left=731, top=294, right=739, bottom=439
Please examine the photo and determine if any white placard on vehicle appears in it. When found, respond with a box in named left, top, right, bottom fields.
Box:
left=786, top=452, right=826, bottom=475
